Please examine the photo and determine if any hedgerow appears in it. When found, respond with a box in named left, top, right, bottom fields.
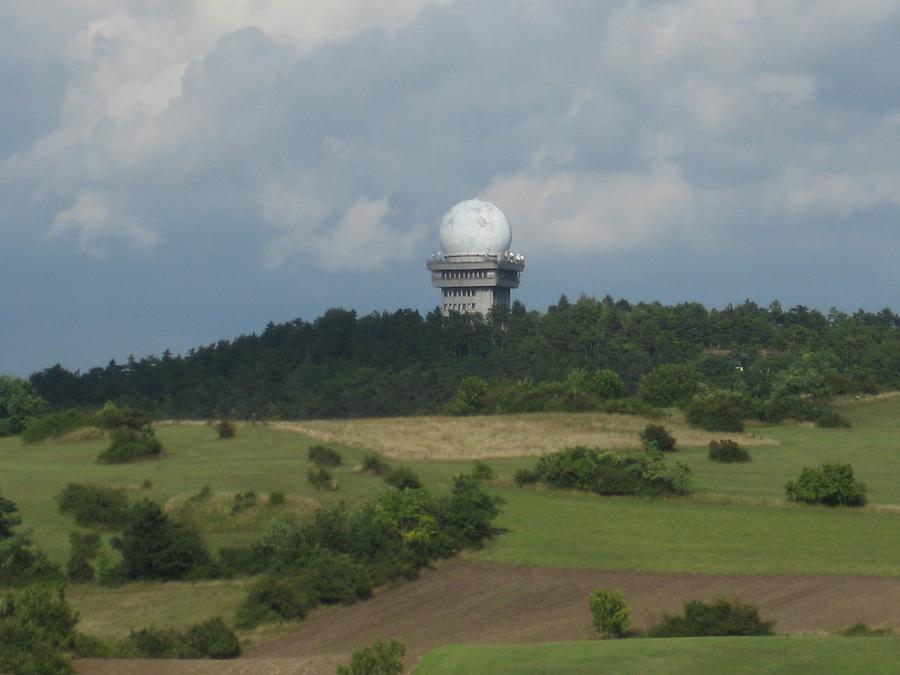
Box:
left=516, top=446, right=692, bottom=496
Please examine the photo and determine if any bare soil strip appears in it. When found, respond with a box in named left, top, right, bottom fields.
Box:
left=273, top=412, right=776, bottom=460
left=77, top=559, right=900, bottom=675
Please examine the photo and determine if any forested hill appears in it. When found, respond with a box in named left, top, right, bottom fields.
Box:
left=29, top=296, right=900, bottom=420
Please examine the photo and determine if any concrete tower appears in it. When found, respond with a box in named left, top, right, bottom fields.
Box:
left=427, top=199, right=525, bottom=316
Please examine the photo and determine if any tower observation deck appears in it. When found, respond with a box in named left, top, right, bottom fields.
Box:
left=426, top=199, right=525, bottom=316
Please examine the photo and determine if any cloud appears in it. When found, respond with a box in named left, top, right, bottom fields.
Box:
left=483, top=164, right=697, bottom=254
left=48, top=191, right=160, bottom=257
left=261, top=185, right=424, bottom=271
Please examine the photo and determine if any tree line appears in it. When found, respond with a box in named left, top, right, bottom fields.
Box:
left=24, top=296, right=900, bottom=420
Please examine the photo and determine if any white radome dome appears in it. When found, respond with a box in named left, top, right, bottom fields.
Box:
left=439, top=199, right=511, bottom=257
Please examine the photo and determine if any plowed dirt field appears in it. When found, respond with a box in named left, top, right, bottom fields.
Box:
left=76, top=559, right=900, bottom=674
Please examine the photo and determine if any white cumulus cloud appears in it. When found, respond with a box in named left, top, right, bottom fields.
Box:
left=49, top=191, right=160, bottom=258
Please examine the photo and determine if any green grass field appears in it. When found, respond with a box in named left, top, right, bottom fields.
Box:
left=3, top=397, right=900, bottom=643
left=472, top=488, right=900, bottom=575
left=413, top=637, right=900, bottom=674
left=669, top=396, right=900, bottom=504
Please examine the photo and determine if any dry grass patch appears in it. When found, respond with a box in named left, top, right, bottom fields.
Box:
left=164, top=492, right=320, bottom=533
left=274, top=412, right=776, bottom=460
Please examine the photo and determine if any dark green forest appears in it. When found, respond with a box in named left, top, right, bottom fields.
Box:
left=27, top=296, right=900, bottom=420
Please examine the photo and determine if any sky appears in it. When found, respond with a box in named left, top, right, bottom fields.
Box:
left=2, top=0, right=900, bottom=377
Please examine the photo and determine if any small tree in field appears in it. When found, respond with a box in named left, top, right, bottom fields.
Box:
left=640, top=424, right=676, bottom=453
left=589, top=589, right=631, bottom=638
left=336, top=639, right=405, bottom=675
left=215, top=419, right=236, bottom=439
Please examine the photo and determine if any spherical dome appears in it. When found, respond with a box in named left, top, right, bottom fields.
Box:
left=439, top=199, right=512, bottom=257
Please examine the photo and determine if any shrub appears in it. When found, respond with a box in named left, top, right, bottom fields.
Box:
left=841, top=623, right=895, bottom=637
left=785, top=463, right=866, bottom=506
left=0, top=490, right=21, bottom=539
left=383, top=467, right=421, bottom=490
left=230, top=491, right=257, bottom=514
left=308, top=444, right=342, bottom=467
left=141, top=479, right=152, bottom=490
left=449, top=376, right=489, bottom=415
left=0, top=534, right=62, bottom=586
left=301, top=551, right=373, bottom=604
left=184, top=617, right=241, bottom=658
left=117, top=499, right=212, bottom=580
left=115, top=618, right=240, bottom=659
left=234, top=575, right=316, bottom=628
left=685, top=392, right=750, bottom=432
left=469, top=461, right=495, bottom=480
left=21, top=409, right=98, bottom=444
left=649, top=599, right=774, bottom=637
left=513, top=468, right=539, bottom=486
left=67, top=531, right=101, bottom=582
left=362, top=453, right=389, bottom=475
left=56, top=483, right=129, bottom=527
left=708, top=440, right=751, bottom=463
left=640, top=424, right=676, bottom=452
left=0, top=584, right=78, bottom=675
left=308, top=467, right=336, bottom=491
left=95, top=404, right=151, bottom=431
left=118, top=627, right=184, bottom=658
left=589, top=589, right=631, bottom=638
left=439, top=475, right=504, bottom=548
left=638, top=364, right=700, bottom=406
left=0, top=375, right=47, bottom=437
left=97, top=426, right=162, bottom=464
left=189, top=486, right=212, bottom=503
left=217, top=546, right=267, bottom=577
left=336, top=639, right=406, bottom=675
left=815, top=410, right=851, bottom=428
left=215, top=419, right=236, bottom=439
left=268, top=491, right=286, bottom=506
left=524, top=446, right=692, bottom=496
left=593, top=369, right=624, bottom=400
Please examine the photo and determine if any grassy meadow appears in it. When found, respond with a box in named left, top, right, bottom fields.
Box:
left=2, top=395, right=900, bottom=644
left=414, top=637, right=900, bottom=675
left=471, top=488, right=900, bottom=575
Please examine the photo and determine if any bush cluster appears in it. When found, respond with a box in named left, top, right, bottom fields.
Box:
left=56, top=483, right=129, bottom=527
left=362, top=453, right=389, bottom=475
left=0, top=490, right=62, bottom=586
left=589, top=589, right=630, bottom=638
left=514, top=446, right=692, bottom=496
left=383, top=467, right=421, bottom=490
left=648, top=599, right=775, bottom=637
left=97, top=426, right=162, bottom=464
left=0, top=584, right=78, bottom=675
left=639, top=424, right=676, bottom=452
left=337, top=639, right=406, bottom=675
left=230, top=491, right=257, bottom=513
left=215, top=419, right=236, bottom=439
left=67, top=532, right=101, bottom=582
left=21, top=409, right=98, bottom=444
left=235, top=476, right=502, bottom=628
left=307, top=467, right=336, bottom=491
left=815, top=411, right=851, bottom=428
left=448, top=369, right=633, bottom=416
left=308, top=444, right=342, bottom=466
left=78, top=617, right=240, bottom=659
left=708, top=440, right=751, bottom=463
left=785, top=463, right=866, bottom=506
left=685, top=391, right=752, bottom=432
left=115, top=499, right=213, bottom=580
